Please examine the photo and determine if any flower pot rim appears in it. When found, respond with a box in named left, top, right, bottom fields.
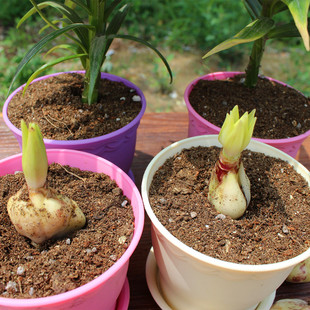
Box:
left=141, top=134, right=310, bottom=273
left=0, top=148, right=144, bottom=307
left=184, top=71, right=310, bottom=144
left=2, top=71, right=146, bottom=145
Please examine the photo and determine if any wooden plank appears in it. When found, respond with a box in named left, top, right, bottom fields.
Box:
left=0, top=113, right=309, bottom=308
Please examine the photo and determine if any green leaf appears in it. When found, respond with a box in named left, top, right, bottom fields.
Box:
left=69, top=0, right=91, bottom=14
left=106, top=4, right=130, bottom=37
left=38, top=1, right=90, bottom=50
left=39, top=20, right=62, bottom=34
left=23, top=53, right=86, bottom=94
left=243, top=0, right=262, bottom=19
left=281, top=0, right=310, bottom=50
left=268, top=18, right=310, bottom=38
left=20, top=1, right=89, bottom=52
left=103, top=4, right=130, bottom=57
left=104, top=0, right=123, bottom=20
left=17, top=3, right=50, bottom=28
left=270, top=2, right=288, bottom=15
left=114, top=34, right=173, bottom=83
left=7, top=23, right=88, bottom=96
left=203, top=18, right=275, bottom=59
left=88, top=35, right=108, bottom=104
left=44, top=43, right=78, bottom=56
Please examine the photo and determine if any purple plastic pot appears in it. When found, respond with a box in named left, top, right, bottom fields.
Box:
left=0, top=149, right=145, bottom=310
left=2, top=71, right=146, bottom=173
left=184, top=71, right=310, bottom=158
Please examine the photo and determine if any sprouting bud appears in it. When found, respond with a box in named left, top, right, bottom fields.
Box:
left=208, top=105, right=256, bottom=219
left=219, top=105, right=256, bottom=163
left=7, top=121, right=86, bottom=244
left=270, top=299, right=310, bottom=309
left=286, top=258, right=310, bottom=283
left=21, top=120, right=48, bottom=190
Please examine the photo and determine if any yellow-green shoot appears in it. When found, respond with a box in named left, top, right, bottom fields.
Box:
left=7, top=120, right=86, bottom=244
left=208, top=106, right=256, bottom=219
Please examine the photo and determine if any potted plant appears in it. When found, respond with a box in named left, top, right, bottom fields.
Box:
left=0, top=122, right=145, bottom=309
left=184, top=0, right=310, bottom=158
left=141, top=106, right=310, bottom=310
left=3, top=0, right=173, bottom=174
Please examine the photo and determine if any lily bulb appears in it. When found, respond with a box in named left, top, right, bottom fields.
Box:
left=270, top=299, right=310, bottom=310
left=7, top=121, right=86, bottom=244
left=286, top=258, right=310, bottom=283
left=208, top=105, right=256, bottom=219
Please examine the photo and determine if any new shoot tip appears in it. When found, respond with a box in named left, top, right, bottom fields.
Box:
left=208, top=105, right=256, bottom=219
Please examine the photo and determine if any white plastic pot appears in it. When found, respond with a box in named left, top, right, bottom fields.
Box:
left=141, top=135, right=310, bottom=310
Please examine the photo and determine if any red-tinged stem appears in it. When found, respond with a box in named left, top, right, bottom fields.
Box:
left=215, top=151, right=240, bottom=183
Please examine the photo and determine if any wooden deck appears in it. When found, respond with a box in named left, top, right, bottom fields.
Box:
left=1, top=112, right=309, bottom=309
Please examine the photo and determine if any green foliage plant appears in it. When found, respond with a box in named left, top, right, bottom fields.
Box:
left=8, top=0, right=173, bottom=105
left=203, top=0, right=310, bottom=88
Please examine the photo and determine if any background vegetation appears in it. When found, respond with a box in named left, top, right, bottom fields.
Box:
left=0, top=0, right=309, bottom=111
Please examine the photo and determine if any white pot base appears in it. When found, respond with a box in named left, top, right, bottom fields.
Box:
left=145, top=247, right=276, bottom=310
left=116, top=278, right=130, bottom=310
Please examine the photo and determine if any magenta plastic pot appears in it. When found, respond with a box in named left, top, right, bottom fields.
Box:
left=2, top=71, right=146, bottom=173
left=184, top=71, right=310, bottom=158
left=0, top=149, right=145, bottom=310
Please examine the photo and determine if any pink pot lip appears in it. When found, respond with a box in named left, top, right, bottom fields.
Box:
left=184, top=71, right=310, bottom=144
left=0, top=149, right=144, bottom=307
left=2, top=71, right=146, bottom=145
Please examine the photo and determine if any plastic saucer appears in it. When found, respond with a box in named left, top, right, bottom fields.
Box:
left=116, top=278, right=130, bottom=310
left=145, top=247, right=276, bottom=310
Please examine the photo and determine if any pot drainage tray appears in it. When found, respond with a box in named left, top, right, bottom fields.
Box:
left=116, top=278, right=130, bottom=310
left=145, top=247, right=276, bottom=310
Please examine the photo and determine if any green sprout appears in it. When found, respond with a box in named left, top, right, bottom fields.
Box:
left=203, top=0, right=310, bottom=87
left=8, top=0, right=173, bottom=105
left=7, top=120, right=86, bottom=244
left=208, top=106, right=257, bottom=219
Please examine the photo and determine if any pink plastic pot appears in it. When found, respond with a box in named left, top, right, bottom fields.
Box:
left=0, top=149, right=145, bottom=310
left=184, top=71, right=310, bottom=158
left=2, top=71, right=146, bottom=173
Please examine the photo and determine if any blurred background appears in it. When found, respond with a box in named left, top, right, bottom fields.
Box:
left=0, top=0, right=309, bottom=112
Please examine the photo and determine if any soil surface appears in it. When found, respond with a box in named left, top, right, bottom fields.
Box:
left=0, top=163, right=134, bottom=298
left=188, top=74, right=310, bottom=139
left=7, top=73, right=142, bottom=140
left=149, top=146, right=310, bottom=265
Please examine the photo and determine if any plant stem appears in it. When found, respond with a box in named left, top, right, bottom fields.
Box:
left=82, top=59, right=100, bottom=104
left=82, top=0, right=103, bottom=104
left=244, top=37, right=266, bottom=87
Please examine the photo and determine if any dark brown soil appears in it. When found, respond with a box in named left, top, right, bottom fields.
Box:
left=149, top=146, right=310, bottom=265
left=189, top=74, right=310, bottom=139
left=7, top=73, right=142, bottom=140
left=0, top=163, right=134, bottom=298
